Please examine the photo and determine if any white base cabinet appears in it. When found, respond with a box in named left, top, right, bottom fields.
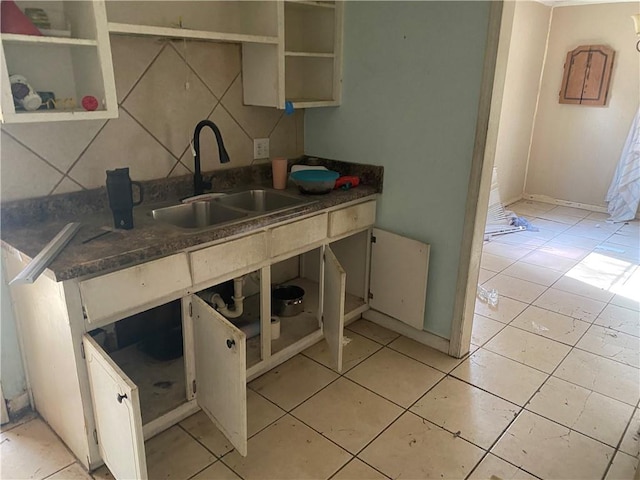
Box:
left=83, top=293, right=249, bottom=479
left=4, top=199, right=433, bottom=479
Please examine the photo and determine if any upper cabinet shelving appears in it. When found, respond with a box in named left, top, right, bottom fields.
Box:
left=105, top=0, right=343, bottom=110
left=105, top=0, right=279, bottom=45
left=0, top=0, right=342, bottom=123
left=243, top=0, right=343, bottom=109
left=0, top=0, right=117, bottom=123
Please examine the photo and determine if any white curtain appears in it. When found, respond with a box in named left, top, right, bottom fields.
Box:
left=606, top=107, right=640, bottom=223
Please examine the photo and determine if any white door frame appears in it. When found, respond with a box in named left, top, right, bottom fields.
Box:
left=449, top=0, right=516, bottom=358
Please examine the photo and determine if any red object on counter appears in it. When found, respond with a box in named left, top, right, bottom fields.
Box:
left=335, top=176, right=360, bottom=190
left=81, top=96, right=99, bottom=111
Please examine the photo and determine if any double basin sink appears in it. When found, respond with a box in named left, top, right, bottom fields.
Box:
left=152, top=189, right=313, bottom=230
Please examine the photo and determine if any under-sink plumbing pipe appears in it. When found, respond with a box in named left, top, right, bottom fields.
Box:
left=209, top=277, right=245, bottom=319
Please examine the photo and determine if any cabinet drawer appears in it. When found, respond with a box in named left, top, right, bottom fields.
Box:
left=80, top=253, right=191, bottom=326
left=270, top=214, right=327, bottom=258
left=191, top=232, right=267, bottom=285
left=328, top=201, right=376, bottom=238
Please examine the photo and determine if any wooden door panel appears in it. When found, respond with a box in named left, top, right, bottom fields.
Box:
left=561, top=49, right=589, bottom=104
left=581, top=47, right=614, bottom=105
left=559, top=45, right=614, bottom=106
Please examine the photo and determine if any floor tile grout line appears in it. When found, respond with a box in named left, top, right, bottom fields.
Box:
left=478, top=300, right=638, bottom=404
left=571, top=342, right=640, bottom=371
left=503, top=313, right=592, bottom=348
left=176, top=422, right=229, bottom=460
left=467, top=265, right=629, bottom=478
left=519, top=404, right=634, bottom=451
left=183, top=458, right=234, bottom=480
left=299, top=342, right=384, bottom=375
left=327, top=456, right=391, bottom=480
left=480, top=285, right=606, bottom=326
left=39, top=461, right=77, bottom=480
left=249, top=344, right=468, bottom=473
left=5, top=414, right=82, bottom=480
left=468, top=345, right=564, bottom=377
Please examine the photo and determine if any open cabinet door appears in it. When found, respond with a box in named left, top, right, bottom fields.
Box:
left=191, top=295, right=248, bottom=456
left=369, top=228, right=430, bottom=330
left=324, top=246, right=346, bottom=373
left=83, top=335, right=147, bottom=480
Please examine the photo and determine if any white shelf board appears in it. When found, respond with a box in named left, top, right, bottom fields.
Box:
left=1, top=108, right=118, bottom=123
left=1, top=33, right=97, bottom=47
left=289, top=99, right=339, bottom=109
left=285, top=51, right=335, bottom=58
left=286, top=1, right=336, bottom=9
left=107, top=23, right=279, bottom=45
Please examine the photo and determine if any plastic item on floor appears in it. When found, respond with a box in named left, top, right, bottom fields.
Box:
left=485, top=167, right=524, bottom=237
left=477, top=284, right=499, bottom=307
left=511, top=213, right=539, bottom=232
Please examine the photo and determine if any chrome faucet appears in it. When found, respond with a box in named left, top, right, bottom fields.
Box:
left=192, top=119, right=230, bottom=196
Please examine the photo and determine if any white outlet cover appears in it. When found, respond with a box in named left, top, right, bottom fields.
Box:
left=253, top=138, right=269, bottom=159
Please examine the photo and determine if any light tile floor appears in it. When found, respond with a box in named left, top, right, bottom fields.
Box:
left=2, top=201, right=639, bottom=479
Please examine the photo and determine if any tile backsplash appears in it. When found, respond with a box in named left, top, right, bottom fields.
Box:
left=0, top=36, right=304, bottom=202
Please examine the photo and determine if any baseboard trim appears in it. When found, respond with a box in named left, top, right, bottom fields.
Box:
left=502, top=195, right=523, bottom=208
left=523, top=193, right=608, bottom=213
left=7, top=391, right=30, bottom=419
left=362, top=310, right=450, bottom=354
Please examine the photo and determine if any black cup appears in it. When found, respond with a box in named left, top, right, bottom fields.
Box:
left=106, top=168, right=143, bottom=230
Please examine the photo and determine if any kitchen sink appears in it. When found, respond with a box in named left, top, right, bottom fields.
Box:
left=214, top=189, right=308, bottom=212
left=152, top=201, right=248, bottom=229
left=151, top=189, right=314, bottom=230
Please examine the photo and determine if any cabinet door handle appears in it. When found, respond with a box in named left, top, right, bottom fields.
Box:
left=117, top=393, right=128, bottom=403
left=226, top=339, right=235, bottom=349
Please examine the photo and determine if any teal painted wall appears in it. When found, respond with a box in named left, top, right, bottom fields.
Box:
left=305, top=1, right=491, bottom=338
left=1, top=266, right=27, bottom=401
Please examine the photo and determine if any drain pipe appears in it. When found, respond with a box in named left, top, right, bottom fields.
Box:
left=209, top=277, right=245, bottom=319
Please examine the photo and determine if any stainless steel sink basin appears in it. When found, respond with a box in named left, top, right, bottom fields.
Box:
left=152, top=201, right=248, bottom=229
left=151, top=189, right=314, bottom=230
left=214, top=189, right=307, bottom=212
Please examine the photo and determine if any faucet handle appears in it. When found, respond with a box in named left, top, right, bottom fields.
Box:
left=202, top=176, right=213, bottom=191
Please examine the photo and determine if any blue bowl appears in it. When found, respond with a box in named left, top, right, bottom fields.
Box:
left=290, top=170, right=340, bottom=194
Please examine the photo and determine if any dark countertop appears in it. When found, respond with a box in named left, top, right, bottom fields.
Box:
left=1, top=159, right=383, bottom=282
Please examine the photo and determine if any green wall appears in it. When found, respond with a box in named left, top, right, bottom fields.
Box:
left=305, top=1, right=491, bottom=338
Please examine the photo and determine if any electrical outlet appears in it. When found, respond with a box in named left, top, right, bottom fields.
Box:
left=253, top=138, right=269, bottom=159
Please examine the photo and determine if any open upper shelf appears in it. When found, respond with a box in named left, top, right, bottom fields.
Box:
left=107, top=22, right=278, bottom=45
left=0, top=33, right=97, bottom=46
left=105, top=1, right=279, bottom=40
left=243, top=0, right=342, bottom=109
left=285, top=1, right=336, bottom=9
left=0, top=1, right=117, bottom=123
